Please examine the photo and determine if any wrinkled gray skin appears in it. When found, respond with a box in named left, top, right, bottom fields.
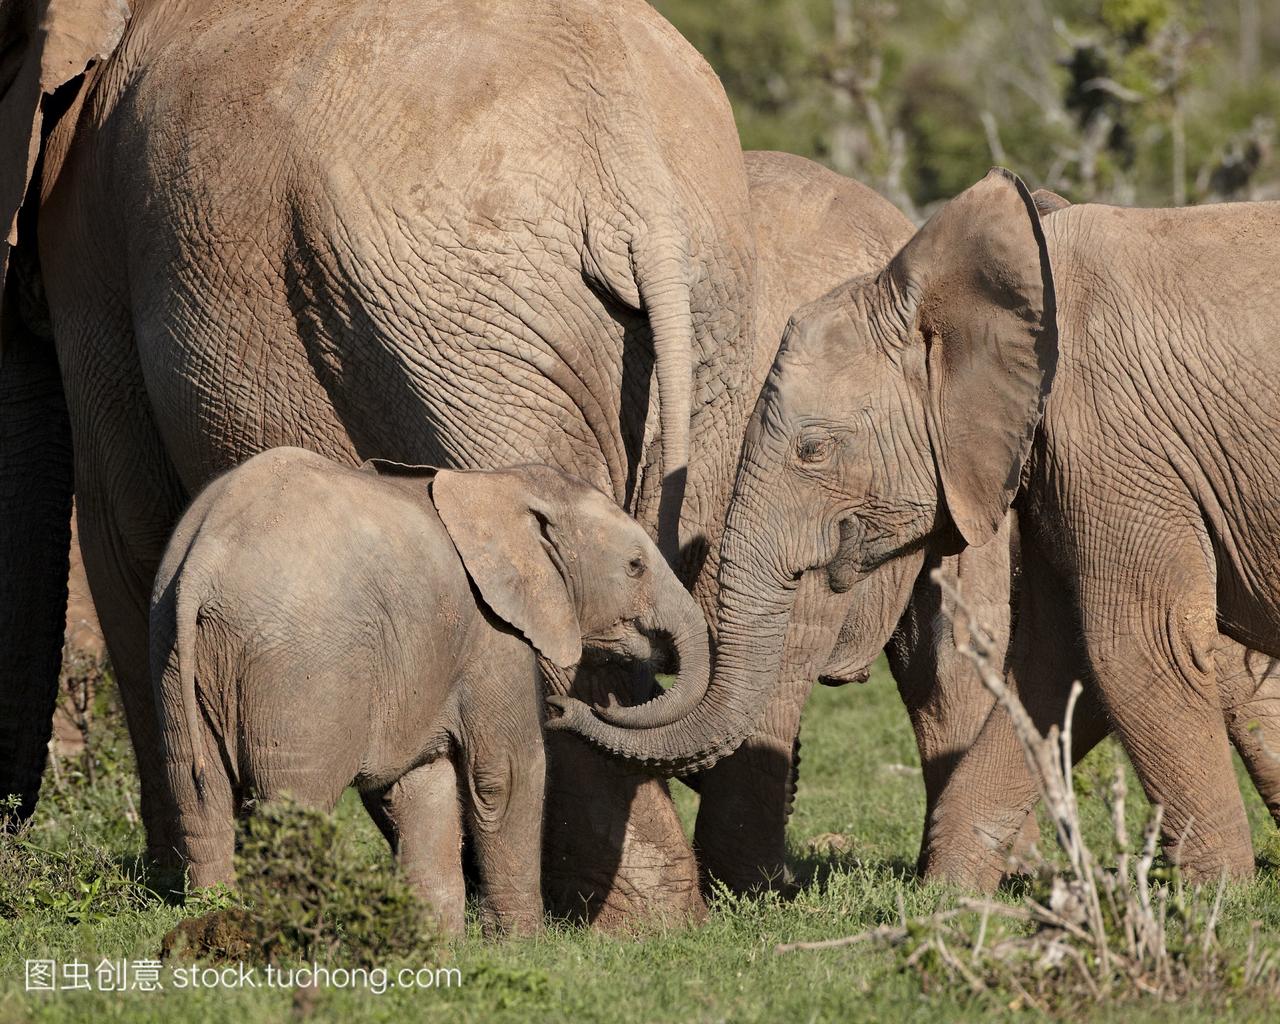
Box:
left=151, top=450, right=709, bottom=936
left=921, top=190, right=1280, bottom=886
left=2, top=0, right=753, bottom=926
left=564, top=167, right=1280, bottom=887
left=684, top=152, right=1025, bottom=889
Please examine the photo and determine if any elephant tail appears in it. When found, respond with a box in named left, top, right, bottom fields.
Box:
left=173, top=578, right=207, bottom=798
left=634, top=235, right=694, bottom=567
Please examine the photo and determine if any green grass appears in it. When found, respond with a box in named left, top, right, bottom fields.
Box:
left=2, top=660, right=1278, bottom=1023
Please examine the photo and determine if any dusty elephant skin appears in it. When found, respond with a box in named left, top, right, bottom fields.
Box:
left=574, top=165, right=1280, bottom=890
left=1, top=0, right=756, bottom=926
left=151, top=449, right=710, bottom=936
left=682, top=151, right=917, bottom=892
left=683, top=151, right=1029, bottom=892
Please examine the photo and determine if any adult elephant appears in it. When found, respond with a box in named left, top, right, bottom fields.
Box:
left=2, top=0, right=758, bottom=927
left=561, top=167, right=1280, bottom=887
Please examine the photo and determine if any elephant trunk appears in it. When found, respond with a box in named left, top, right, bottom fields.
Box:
left=638, top=246, right=693, bottom=565
left=0, top=320, right=74, bottom=825
left=594, top=567, right=711, bottom=729
left=549, top=478, right=801, bottom=776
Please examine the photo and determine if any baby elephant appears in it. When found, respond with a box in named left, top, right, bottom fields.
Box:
left=149, top=447, right=710, bottom=935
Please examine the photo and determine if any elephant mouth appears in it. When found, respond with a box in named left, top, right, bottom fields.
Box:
left=817, top=664, right=872, bottom=687
left=583, top=624, right=676, bottom=673
left=637, top=626, right=679, bottom=674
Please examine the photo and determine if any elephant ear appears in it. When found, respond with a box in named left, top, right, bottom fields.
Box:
left=431, top=467, right=582, bottom=670
left=0, top=1, right=130, bottom=301
left=1031, top=188, right=1071, bottom=217
left=887, top=167, right=1057, bottom=547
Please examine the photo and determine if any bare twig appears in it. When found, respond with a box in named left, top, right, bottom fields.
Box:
left=777, top=570, right=1280, bottom=1007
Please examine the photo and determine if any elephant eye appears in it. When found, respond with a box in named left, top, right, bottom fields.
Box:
left=796, top=433, right=835, bottom=465
left=626, top=556, right=647, bottom=578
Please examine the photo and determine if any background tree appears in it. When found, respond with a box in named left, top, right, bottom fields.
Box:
left=655, top=0, right=1280, bottom=218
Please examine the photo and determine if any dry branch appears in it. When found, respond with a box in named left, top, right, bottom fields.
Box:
left=775, top=570, right=1280, bottom=1009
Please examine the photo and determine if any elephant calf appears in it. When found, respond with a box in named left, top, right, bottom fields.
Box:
left=149, top=448, right=709, bottom=935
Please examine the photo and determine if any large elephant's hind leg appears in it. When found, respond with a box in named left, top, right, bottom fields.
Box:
left=55, top=300, right=190, bottom=868
left=690, top=572, right=849, bottom=894
left=75, top=462, right=189, bottom=868
left=1219, top=641, right=1280, bottom=825
left=690, top=675, right=809, bottom=894
left=542, top=659, right=706, bottom=929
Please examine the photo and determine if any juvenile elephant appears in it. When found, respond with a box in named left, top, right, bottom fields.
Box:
left=2, top=0, right=753, bottom=925
left=561, top=168, right=1280, bottom=886
left=688, top=151, right=1025, bottom=888
left=151, top=449, right=709, bottom=935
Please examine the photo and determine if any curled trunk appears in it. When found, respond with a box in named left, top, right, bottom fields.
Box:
left=594, top=570, right=711, bottom=729
left=549, top=501, right=800, bottom=776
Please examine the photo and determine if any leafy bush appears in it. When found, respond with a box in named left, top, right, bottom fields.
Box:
left=162, top=798, right=440, bottom=968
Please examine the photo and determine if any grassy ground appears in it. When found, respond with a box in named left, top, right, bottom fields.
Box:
left=2, top=659, right=1278, bottom=1023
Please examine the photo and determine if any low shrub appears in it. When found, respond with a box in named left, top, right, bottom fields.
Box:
left=0, top=796, right=157, bottom=923
left=162, top=798, right=441, bottom=968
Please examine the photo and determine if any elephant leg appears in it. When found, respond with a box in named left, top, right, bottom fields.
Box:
left=364, top=758, right=466, bottom=936
left=458, top=659, right=545, bottom=936
left=1219, top=641, right=1280, bottom=825
left=543, top=660, right=705, bottom=929
left=80, top=491, right=188, bottom=869
left=56, top=305, right=189, bottom=867
left=689, top=672, right=811, bottom=894
left=151, top=602, right=235, bottom=889
left=923, top=531, right=1110, bottom=889
left=170, top=746, right=237, bottom=891
left=890, top=516, right=1033, bottom=873
left=691, top=572, right=847, bottom=894
left=0, top=314, right=73, bottom=824
left=1075, top=536, right=1253, bottom=881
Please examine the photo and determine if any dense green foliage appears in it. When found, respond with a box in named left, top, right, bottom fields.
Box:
left=2, top=662, right=1277, bottom=1022
left=654, top=0, right=1280, bottom=215
left=158, top=798, right=440, bottom=969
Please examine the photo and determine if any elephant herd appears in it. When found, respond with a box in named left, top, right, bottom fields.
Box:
left=3, top=0, right=1280, bottom=935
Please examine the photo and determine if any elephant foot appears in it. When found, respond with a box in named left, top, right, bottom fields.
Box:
left=542, top=731, right=705, bottom=932
left=1163, top=824, right=1256, bottom=885
left=920, top=815, right=1024, bottom=893
left=692, top=797, right=791, bottom=897
left=1004, top=809, right=1044, bottom=873
left=480, top=904, right=544, bottom=939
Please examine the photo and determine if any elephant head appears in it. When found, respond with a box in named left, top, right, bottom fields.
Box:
left=552, top=168, right=1056, bottom=773
left=423, top=465, right=711, bottom=719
